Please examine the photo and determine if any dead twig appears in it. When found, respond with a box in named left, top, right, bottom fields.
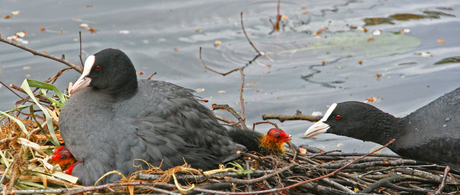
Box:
left=262, top=111, right=322, bottom=122
left=240, top=12, right=262, bottom=56
left=287, top=142, right=298, bottom=162
left=361, top=175, right=433, bottom=194
left=78, top=31, right=84, bottom=67
left=275, top=139, right=396, bottom=192
left=252, top=121, right=279, bottom=130
left=275, top=0, right=282, bottom=31
left=268, top=0, right=282, bottom=33
left=9, top=84, right=50, bottom=104
left=0, top=33, right=82, bottom=73
left=47, top=67, right=74, bottom=85
left=394, top=167, right=458, bottom=185
left=212, top=104, right=248, bottom=130
left=0, top=81, right=26, bottom=101
left=436, top=166, right=450, bottom=194
left=224, top=163, right=297, bottom=184
left=199, top=48, right=246, bottom=124
left=214, top=115, right=238, bottom=126
left=146, top=72, right=157, bottom=80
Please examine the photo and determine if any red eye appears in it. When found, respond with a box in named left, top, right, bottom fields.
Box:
left=95, top=66, right=101, bottom=70
left=335, top=115, right=341, bottom=120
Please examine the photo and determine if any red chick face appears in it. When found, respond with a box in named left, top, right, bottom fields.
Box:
left=259, top=128, right=292, bottom=156
left=266, top=128, right=292, bottom=143
left=51, top=145, right=77, bottom=173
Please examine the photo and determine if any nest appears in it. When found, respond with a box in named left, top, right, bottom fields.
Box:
left=1, top=109, right=460, bottom=195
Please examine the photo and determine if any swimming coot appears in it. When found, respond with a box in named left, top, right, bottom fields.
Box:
left=59, top=48, right=246, bottom=185
left=304, top=89, right=460, bottom=168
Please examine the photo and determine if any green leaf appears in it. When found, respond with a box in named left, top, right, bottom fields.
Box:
left=16, top=180, right=46, bottom=189
left=226, top=162, right=244, bottom=170
left=39, top=89, right=64, bottom=108
left=21, top=79, right=60, bottom=147
left=225, top=162, right=255, bottom=176
left=29, top=106, right=58, bottom=146
left=26, top=79, right=66, bottom=105
left=0, top=150, right=11, bottom=184
left=0, top=105, right=30, bottom=117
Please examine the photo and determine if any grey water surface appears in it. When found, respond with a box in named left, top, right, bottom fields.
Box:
left=1, top=0, right=460, bottom=154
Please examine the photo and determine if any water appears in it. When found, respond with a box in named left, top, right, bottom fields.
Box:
left=1, top=0, right=459, bottom=154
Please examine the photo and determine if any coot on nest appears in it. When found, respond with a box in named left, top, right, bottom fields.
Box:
left=304, top=88, right=460, bottom=168
left=53, top=128, right=292, bottom=176
left=59, top=48, right=246, bottom=185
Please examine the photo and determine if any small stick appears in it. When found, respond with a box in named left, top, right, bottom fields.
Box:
left=274, top=0, right=281, bottom=31
left=199, top=48, right=241, bottom=76
left=245, top=160, right=252, bottom=192
left=224, top=163, right=297, bottom=185
left=252, top=121, right=279, bottom=130
left=214, top=115, right=238, bottom=126
left=78, top=31, right=84, bottom=67
left=0, top=33, right=82, bottom=73
left=47, top=67, right=73, bottom=85
left=262, top=112, right=322, bottom=122
left=212, top=104, right=248, bottom=130
left=146, top=72, right=157, bottom=80
left=240, top=12, right=262, bottom=56
left=199, top=48, right=246, bottom=123
left=0, top=81, right=25, bottom=101
left=276, top=139, right=396, bottom=192
left=10, top=84, right=50, bottom=103
left=435, top=166, right=450, bottom=194
left=287, top=142, right=297, bottom=162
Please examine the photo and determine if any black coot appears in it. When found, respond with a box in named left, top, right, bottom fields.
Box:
left=59, top=48, right=246, bottom=185
left=305, top=88, right=460, bottom=169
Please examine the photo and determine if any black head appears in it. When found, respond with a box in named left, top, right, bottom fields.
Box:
left=305, top=101, right=398, bottom=144
left=70, top=48, right=138, bottom=98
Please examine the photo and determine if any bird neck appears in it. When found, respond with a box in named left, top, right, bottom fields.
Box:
left=108, top=80, right=138, bottom=100
left=366, top=115, right=406, bottom=146
left=334, top=109, right=406, bottom=146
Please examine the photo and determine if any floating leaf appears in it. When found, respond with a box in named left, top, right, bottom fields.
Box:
left=276, top=31, right=421, bottom=60
left=11, top=11, right=20, bottom=16
left=214, top=40, right=222, bottom=47
left=434, top=56, right=460, bottom=65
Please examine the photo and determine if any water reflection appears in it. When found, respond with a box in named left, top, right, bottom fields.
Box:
left=300, top=56, right=350, bottom=88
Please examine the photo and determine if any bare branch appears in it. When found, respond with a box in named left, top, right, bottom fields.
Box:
left=240, top=12, right=262, bottom=56
left=0, top=33, right=82, bottom=73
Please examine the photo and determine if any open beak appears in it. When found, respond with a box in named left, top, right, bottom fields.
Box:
left=304, top=103, right=337, bottom=138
